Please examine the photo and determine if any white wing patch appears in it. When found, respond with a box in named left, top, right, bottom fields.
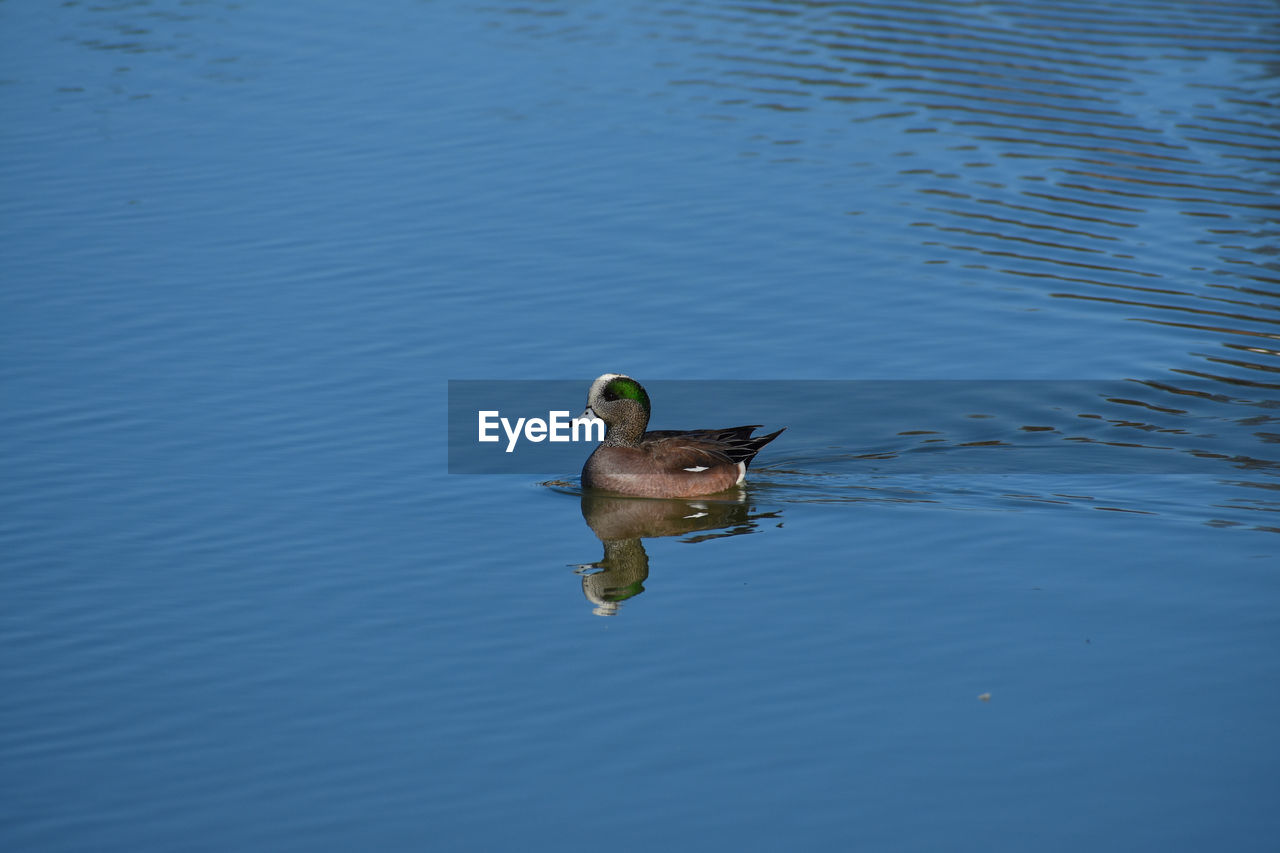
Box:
left=683, top=465, right=709, bottom=473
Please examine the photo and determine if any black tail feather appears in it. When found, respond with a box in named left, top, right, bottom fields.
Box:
left=644, top=425, right=786, bottom=466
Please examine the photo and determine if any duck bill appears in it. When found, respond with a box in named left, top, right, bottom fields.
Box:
left=575, top=407, right=598, bottom=423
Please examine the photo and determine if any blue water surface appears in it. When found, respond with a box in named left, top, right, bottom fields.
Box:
left=2, top=1, right=1278, bottom=851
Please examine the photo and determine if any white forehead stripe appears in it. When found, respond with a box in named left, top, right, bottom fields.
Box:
left=588, top=373, right=626, bottom=398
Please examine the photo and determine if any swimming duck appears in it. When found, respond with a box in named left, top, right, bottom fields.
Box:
left=577, top=373, right=784, bottom=498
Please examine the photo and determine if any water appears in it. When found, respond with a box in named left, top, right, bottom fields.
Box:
left=2, top=0, right=1278, bottom=850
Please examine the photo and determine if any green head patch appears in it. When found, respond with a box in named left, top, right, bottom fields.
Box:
left=604, top=377, right=651, bottom=415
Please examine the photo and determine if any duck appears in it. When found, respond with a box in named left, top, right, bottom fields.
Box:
left=577, top=373, right=784, bottom=498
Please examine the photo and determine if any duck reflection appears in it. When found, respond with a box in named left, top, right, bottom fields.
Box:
left=575, top=492, right=777, bottom=616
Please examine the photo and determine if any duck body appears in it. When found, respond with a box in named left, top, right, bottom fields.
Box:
left=578, top=374, right=784, bottom=498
